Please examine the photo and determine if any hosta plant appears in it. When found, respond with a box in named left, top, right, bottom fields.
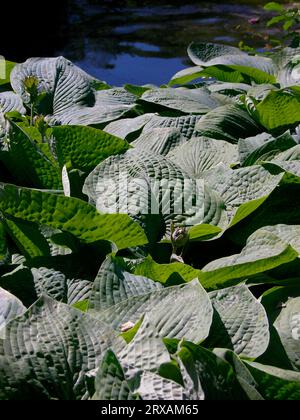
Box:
left=0, top=39, right=300, bottom=400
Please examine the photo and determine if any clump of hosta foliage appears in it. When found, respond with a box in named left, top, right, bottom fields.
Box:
left=0, top=39, right=300, bottom=400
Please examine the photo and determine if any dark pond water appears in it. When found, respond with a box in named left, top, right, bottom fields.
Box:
left=1, top=0, right=292, bottom=86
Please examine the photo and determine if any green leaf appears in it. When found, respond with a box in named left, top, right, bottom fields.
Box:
left=238, top=132, right=297, bottom=166
left=135, top=371, right=188, bottom=400
left=139, top=87, right=224, bottom=114
left=200, top=225, right=299, bottom=290
left=88, top=256, right=162, bottom=312
left=188, top=42, right=275, bottom=75
left=0, top=61, right=16, bottom=86
left=264, top=2, right=285, bottom=12
left=245, top=362, right=300, bottom=400
left=2, top=122, right=62, bottom=189
left=90, top=278, right=213, bottom=344
left=256, top=89, right=300, bottom=131
left=4, top=217, right=50, bottom=258
left=0, top=295, right=121, bottom=400
left=195, top=105, right=262, bottom=143
left=0, top=183, right=148, bottom=249
left=92, top=350, right=138, bottom=400
left=178, top=342, right=249, bottom=400
left=133, top=256, right=201, bottom=285
left=51, top=125, right=130, bottom=172
left=168, top=137, right=238, bottom=178
left=132, top=127, right=184, bottom=156
left=0, top=221, right=8, bottom=265
left=207, top=285, right=270, bottom=358
left=189, top=224, right=222, bottom=242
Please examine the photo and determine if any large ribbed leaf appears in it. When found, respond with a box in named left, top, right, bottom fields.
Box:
left=90, top=278, right=213, bottom=344
left=0, top=91, right=26, bottom=138
left=261, top=284, right=300, bottom=372
left=88, top=256, right=162, bottom=312
left=132, top=127, right=184, bottom=156
left=92, top=350, right=138, bottom=400
left=135, top=371, right=188, bottom=400
left=0, top=295, right=121, bottom=400
left=195, top=105, right=262, bottom=143
left=188, top=42, right=276, bottom=75
left=238, top=132, right=296, bottom=166
left=31, top=266, right=93, bottom=305
left=104, top=113, right=156, bottom=140
left=133, top=256, right=200, bottom=285
left=0, top=183, right=148, bottom=249
left=142, top=114, right=201, bottom=140
left=51, top=125, right=130, bottom=172
left=83, top=149, right=205, bottom=229
left=0, top=288, right=25, bottom=338
left=178, top=341, right=248, bottom=400
left=274, top=297, right=300, bottom=372
left=200, top=225, right=300, bottom=290
left=207, top=285, right=270, bottom=358
left=168, top=137, right=238, bottom=178
left=118, top=317, right=171, bottom=381
left=255, top=88, right=300, bottom=131
left=10, top=57, right=136, bottom=126
left=204, top=164, right=284, bottom=224
left=140, top=87, right=225, bottom=114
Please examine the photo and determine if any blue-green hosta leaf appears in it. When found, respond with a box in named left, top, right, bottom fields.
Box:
left=51, top=125, right=130, bottom=172
left=90, top=278, right=213, bottom=344
left=88, top=256, right=163, bottom=312
left=92, top=350, right=138, bottom=400
left=238, top=132, right=297, bottom=166
left=213, top=349, right=264, bottom=400
left=168, top=137, right=238, bottom=178
left=188, top=42, right=276, bottom=75
left=274, top=297, right=300, bottom=372
left=244, top=362, right=300, bottom=400
left=10, top=57, right=136, bottom=126
left=200, top=225, right=300, bottom=290
left=0, top=288, right=26, bottom=338
left=48, top=88, right=137, bottom=126
left=117, top=317, right=171, bottom=381
left=0, top=91, right=26, bottom=136
left=274, top=47, right=300, bottom=88
left=0, top=183, right=148, bottom=249
left=140, top=87, right=225, bottom=114
left=142, top=114, right=202, bottom=140
left=195, top=104, right=262, bottom=143
left=0, top=295, right=122, bottom=400
left=261, top=284, right=300, bottom=371
left=207, top=285, right=269, bottom=358
left=132, top=127, right=184, bottom=156
left=83, top=149, right=206, bottom=229
left=204, top=164, right=283, bottom=222
left=104, top=113, right=156, bottom=140
left=31, top=266, right=93, bottom=305
left=178, top=341, right=249, bottom=400
left=135, top=371, right=188, bottom=400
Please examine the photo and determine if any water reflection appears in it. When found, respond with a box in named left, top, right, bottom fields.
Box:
left=1, top=0, right=292, bottom=85
left=58, top=0, right=291, bottom=85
